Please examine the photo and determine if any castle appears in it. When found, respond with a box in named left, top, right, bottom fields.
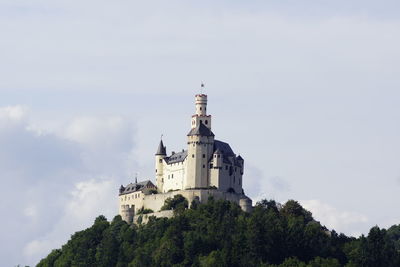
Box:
left=119, top=93, right=252, bottom=223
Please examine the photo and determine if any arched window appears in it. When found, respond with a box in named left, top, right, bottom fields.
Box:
left=205, top=120, right=208, bottom=125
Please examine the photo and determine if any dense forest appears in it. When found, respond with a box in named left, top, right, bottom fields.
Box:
left=37, top=197, right=400, bottom=267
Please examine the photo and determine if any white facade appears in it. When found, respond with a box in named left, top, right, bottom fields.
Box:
left=119, top=93, right=252, bottom=223
left=155, top=94, right=245, bottom=194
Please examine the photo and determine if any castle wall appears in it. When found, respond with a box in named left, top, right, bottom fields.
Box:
left=141, top=189, right=251, bottom=212
left=162, top=159, right=187, bottom=192
left=119, top=191, right=145, bottom=215
left=133, top=210, right=174, bottom=224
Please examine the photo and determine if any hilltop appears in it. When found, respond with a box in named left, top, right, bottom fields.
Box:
left=37, top=198, right=400, bottom=267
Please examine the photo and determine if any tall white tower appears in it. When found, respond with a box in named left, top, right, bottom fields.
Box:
left=185, top=94, right=215, bottom=189
left=155, top=139, right=166, bottom=192
left=191, top=94, right=212, bottom=130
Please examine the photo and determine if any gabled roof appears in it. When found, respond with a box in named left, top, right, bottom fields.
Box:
left=166, top=150, right=188, bottom=164
left=155, top=140, right=166, bottom=155
left=213, top=140, right=243, bottom=167
left=187, top=122, right=215, bottom=137
left=213, top=140, right=235, bottom=156
left=119, top=180, right=156, bottom=195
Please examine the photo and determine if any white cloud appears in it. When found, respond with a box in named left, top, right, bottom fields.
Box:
left=301, top=199, right=369, bottom=236
left=24, top=178, right=117, bottom=263
left=0, top=105, right=136, bottom=266
left=0, top=105, right=28, bottom=129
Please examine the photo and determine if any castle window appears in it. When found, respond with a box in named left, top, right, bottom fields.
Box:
left=200, top=107, right=202, bottom=110
left=192, top=154, right=195, bottom=158
left=203, top=164, right=205, bottom=168
left=159, top=159, right=162, bottom=163
left=214, top=155, right=216, bottom=158
left=202, top=154, right=205, bottom=158
left=218, top=155, right=221, bottom=158
left=210, top=164, right=213, bottom=168
left=156, top=169, right=157, bottom=173
left=205, top=120, right=208, bottom=125
left=172, top=174, right=174, bottom=178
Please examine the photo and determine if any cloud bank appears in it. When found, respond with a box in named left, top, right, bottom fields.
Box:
left=0, top=106, right=136, bottom=266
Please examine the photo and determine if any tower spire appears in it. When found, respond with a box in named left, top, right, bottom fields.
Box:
left=155, top=138, right=166, bottom=155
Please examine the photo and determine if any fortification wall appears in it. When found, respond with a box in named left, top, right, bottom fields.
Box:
left=142, top=189, right=252, bottom=213
left=133, top=210, right=174, bottom=224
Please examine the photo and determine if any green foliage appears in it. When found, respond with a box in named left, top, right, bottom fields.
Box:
left=160, top=194, right=188, bottom=212
left=37, top=200, right=400, bottom=267
left=136, top=207, right=154, bottom=215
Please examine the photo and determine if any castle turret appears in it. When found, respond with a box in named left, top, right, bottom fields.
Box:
left=213, top=148, right=223, bottom=168
left=237, top=155, right=244, bottom=174
left=191, top=94, right=212, bottom=130
left=155, top=139, right=166, bottom=192
left=186, top=93, right=215, bottom=189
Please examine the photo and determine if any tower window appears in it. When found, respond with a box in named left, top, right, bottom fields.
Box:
left=192, top=154, right=195, bottom=158
left=202, top=154, right=205, bottom=158
left=200, top=120, right=202, bottom=124
left=203, top=164, right=205, bottom=168
left=159, top=159, right=162, bottom=163
left=200, top=107, right=202, bottom=110
left=205, top=120, right=208, bottom=125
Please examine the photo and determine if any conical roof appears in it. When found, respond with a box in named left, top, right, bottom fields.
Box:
left=155, top=140, right=166, bottom=155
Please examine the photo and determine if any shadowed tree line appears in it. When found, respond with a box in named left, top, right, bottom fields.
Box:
left=37, top=198, right=400, bottom=267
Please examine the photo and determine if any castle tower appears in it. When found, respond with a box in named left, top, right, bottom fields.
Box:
left=186, top=94, right=215, bottom=189
left=155, top=139, right=166, bottom=192
left=191, top=94, right=212, bottom=130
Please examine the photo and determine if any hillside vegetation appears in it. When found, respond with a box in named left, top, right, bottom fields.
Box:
left=37, top=198, right=400, bottom=267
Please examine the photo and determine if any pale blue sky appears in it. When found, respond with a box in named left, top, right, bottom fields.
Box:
left=1, top=1, right=400, bottom=266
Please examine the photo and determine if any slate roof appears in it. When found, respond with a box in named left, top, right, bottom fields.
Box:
left=119, top=180, right=155, bottom=195
left=213, top=140, right=235, bottom=157
left=187, top=122, right=215, bottom=137
left=166, top=150, right=188, bottom=164
left=155, top=140, right=166, bottom=155
left=213, top=140, right=243, bottom=167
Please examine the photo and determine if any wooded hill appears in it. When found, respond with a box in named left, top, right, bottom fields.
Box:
left=37, top=197, right=400, bottom=267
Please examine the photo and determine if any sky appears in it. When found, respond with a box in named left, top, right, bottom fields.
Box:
left=1, top=0, right=400, bottom=266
